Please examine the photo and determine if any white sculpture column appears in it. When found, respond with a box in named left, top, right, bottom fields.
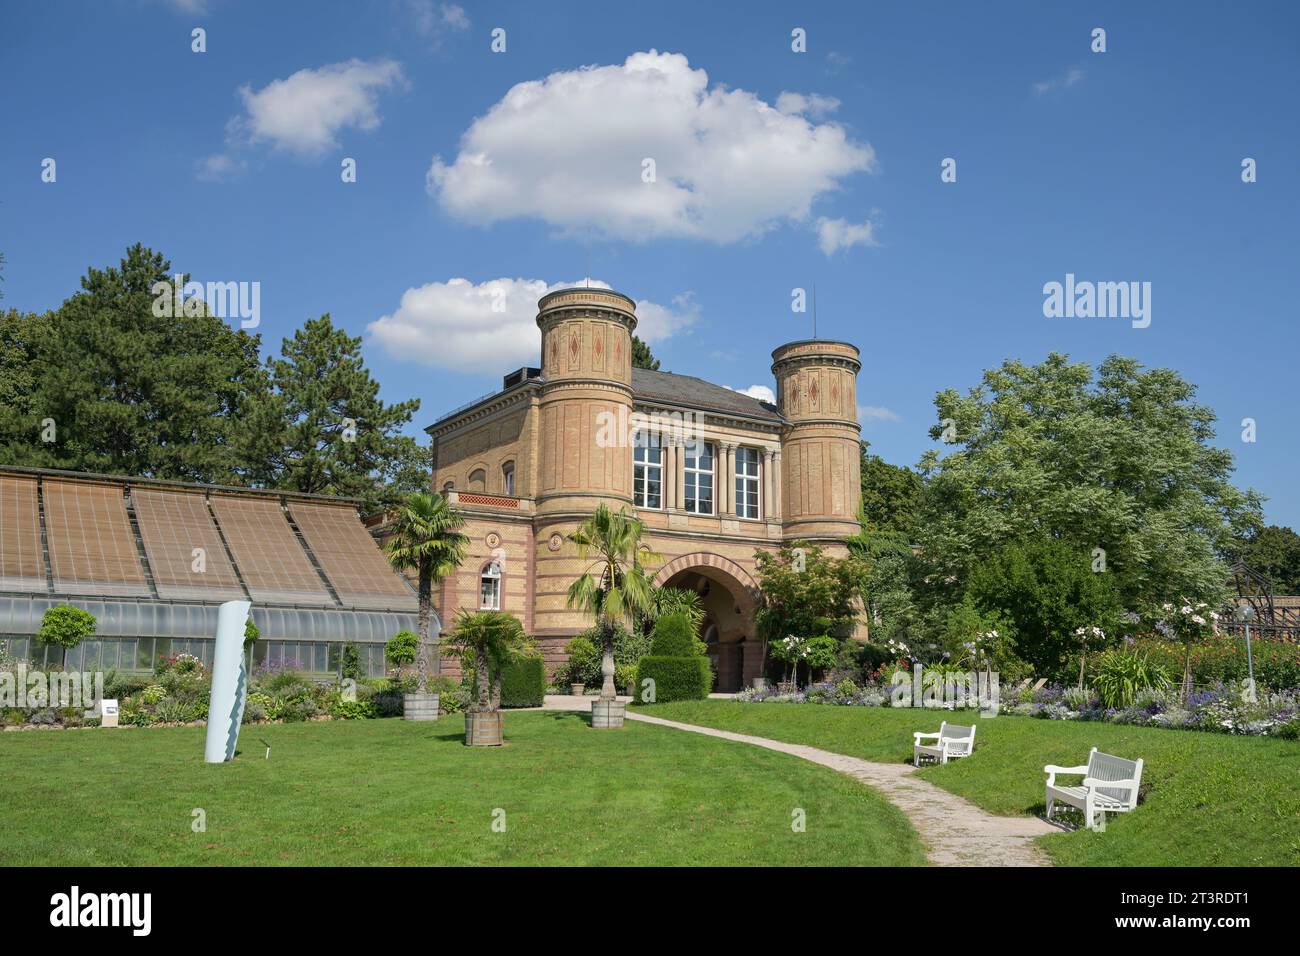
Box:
left=205, top=600, right=251, bottom=763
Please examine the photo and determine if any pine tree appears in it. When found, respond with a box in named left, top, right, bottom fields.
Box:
left=254, top=315, right=421, bottom=512
left=630, top=335, right=659, bottom=371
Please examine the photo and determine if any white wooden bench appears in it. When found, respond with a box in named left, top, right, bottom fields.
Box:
left=1044, top=747, right=1144, bottom=832
left=912, top=721, right=976, bottom=766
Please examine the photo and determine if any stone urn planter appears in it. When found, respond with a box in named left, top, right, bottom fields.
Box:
left=570, top=683, right=585, bottom=696
left=403, top=692, right=440, bottom=721
left=752, top=677, right=768, bottom=692
left=464, top=709, right=503, bottom=746
left=776, top=681, right=796, bottom=695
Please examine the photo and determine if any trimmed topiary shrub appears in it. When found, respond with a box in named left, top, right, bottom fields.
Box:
left=635, top=612, right=712, bottom=703
left=636, top=656, right=712, bottom=702
left=499, top=653, right=546, bottom=708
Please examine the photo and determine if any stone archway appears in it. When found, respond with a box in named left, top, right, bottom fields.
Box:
left=654, top=553, right=762, bottom=692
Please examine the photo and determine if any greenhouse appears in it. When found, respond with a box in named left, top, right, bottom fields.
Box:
left=0, top=467, right=431, bottom=677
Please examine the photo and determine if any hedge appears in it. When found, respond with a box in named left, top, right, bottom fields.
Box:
left=499, top=654, right=547, bottom=708
left=635, top=656, right=712, bottom=703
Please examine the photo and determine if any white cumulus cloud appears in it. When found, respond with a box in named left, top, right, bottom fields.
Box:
left=728, top=384, right=777, bottom=404
left=816, top=216, right=879, bottom=255
left=367, top=278, right=697, bottom=375
left=858, top=405, right=901, bottom=423
left=426, top=50, right=875, bottom=243
left=228, top=59, right=406, bottom=156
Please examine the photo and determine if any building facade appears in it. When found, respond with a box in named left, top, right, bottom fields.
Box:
left=427, top=288, right=862, bottom=691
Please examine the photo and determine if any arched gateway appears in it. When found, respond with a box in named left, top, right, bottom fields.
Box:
left=654, top=552, right=762, bottom=692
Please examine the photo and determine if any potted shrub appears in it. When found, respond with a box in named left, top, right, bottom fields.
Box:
left=562, top=634, right=598, bottom=696
left=447, top=610, right=526, bottom=746
left=388, top=631, right=437, bottom=721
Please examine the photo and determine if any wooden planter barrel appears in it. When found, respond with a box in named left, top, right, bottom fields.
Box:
left=464, top=709, right=504, bottom=746
left=570, top=684, right=585, bottom=696
left=591, top=699, right=626, bottom=729
left=403, top=693, right=440, bottom=721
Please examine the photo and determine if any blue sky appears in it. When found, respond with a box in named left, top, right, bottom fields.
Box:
left=3, top=1, right=1297, bottom=525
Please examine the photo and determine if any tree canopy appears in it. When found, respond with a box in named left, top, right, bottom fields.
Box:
left=0, top=245, right=425, bottom=513
left=858, top=441, right=922, bottom=538
left=630, top=334, right=659, bottom=371
left=1234, top=525, right=1300, bottom=594
left=915, top=353, right=1262, bottom=611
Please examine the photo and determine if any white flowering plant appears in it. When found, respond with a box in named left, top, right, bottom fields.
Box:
left=1154, top=598, right=1220, bottom=700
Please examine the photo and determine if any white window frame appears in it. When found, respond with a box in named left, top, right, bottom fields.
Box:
left=734, top=446, right=761, bottom=519
left=502, top=462, right=515, bottom=496
left=683, top=441, right=715, bottom=515
left=480, top=561, right=502, bottom=610
left=633, top=431, right=663, bottom=510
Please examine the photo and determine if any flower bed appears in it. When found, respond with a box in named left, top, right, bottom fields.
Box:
left=733, top=678, right=1300, bottom=739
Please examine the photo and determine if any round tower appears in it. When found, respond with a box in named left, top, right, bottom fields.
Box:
left=771, top=340, right=862, bottom=544
left=533, top=287, right=637, bottom=516
left=532, top=287, right=638, bottom=638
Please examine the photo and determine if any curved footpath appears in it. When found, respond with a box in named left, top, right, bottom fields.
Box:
left=542, top=695, right=1055, bottom=866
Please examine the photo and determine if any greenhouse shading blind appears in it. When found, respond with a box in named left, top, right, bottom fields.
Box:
left=43, top=479, right=150, bottom=597
left=209, top=494, right=333, bottom=606
left=132, top=487, right=246, bottom=601
left=0, top=475, right=46, bottom=592
left=289, top=501, right=416, bottom=610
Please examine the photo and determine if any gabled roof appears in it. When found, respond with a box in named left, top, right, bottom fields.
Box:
left=632, top=368, right=782, bottom=423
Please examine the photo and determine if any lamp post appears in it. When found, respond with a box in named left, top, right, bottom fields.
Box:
left=1235, top=603, right=1256, bottom=702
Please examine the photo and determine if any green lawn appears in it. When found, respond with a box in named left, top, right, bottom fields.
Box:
left=636, top=701, right=1300, bottom=867
left=0, top=712, right=924, bottom=866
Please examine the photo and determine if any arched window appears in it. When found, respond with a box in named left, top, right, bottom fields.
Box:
left=442, top=481, right=455, bottom=495
left=468, top=469, right=486, bottom=492
left=480, top=561, right=502, bottom=610
left=502, top=461, right=516, bottom=496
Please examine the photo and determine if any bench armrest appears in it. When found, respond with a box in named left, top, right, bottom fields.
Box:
left=1044, top=764, right=1089, bottom=787
left=1044, top=764, right=1089, bottom=775
left=913, top=732, right=940, bottom=742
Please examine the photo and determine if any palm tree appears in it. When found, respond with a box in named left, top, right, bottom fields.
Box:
left=385, top=492, right=469, bottom=691
left=446, top=610, right=527, bottom=712
left=566, top=505, right=660, bottom=702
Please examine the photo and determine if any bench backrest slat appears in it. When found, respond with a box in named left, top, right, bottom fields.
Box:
left=939, top=723, right=975, bottom=750
left=1086, top=748, right=1142, bottom=806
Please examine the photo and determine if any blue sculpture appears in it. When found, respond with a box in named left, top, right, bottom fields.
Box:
left=204, top=600, right=251, bottom=763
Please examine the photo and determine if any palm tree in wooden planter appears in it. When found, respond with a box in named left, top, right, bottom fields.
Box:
left=448, top=609, right=527, bottom=746
left=566, top=505, right=659, bottom=728
left=385, top=492, right=468, bottom=691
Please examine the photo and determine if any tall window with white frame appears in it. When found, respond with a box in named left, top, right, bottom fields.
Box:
left=683, top=440, right=715, bottom=514
left=479, top=561, right=502, bottom=610
left=734, top=446, right=761, bottom=519
left=502, top=461, right=515, bottom=496
left=633, top=430, right=662, bottom=509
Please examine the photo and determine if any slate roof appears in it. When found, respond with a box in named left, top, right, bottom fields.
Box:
left=631, top=368, right=782, bottom=423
